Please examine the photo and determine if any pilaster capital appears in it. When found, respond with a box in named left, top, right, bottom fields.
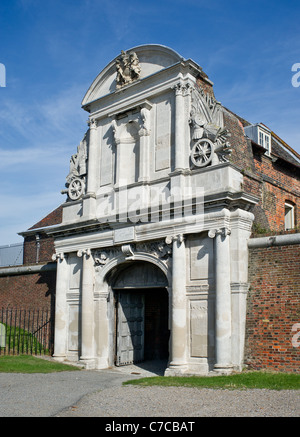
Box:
left=52, top=252, right=64, bottom=261
left=173, top=82, right=191, bottom=97
left=165, top=234, right=185, bottom=245
left=183, top=82, right=192, bottom=96
left=77, top=248, right=92, bottom=258
left=208, top=227, right=231, bottom=239
left=87, top=118, right=98, bottom=129
left=173, top=82, right=184, bottom=96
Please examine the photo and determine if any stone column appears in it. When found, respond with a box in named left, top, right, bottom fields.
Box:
left=209, top=227, right=233, bottom=373
left=52, top=252, right=68, bottom=361
left=78, top=248, right=95, bottom=368
left=166, top=234, right=187, bottom=374
left=86, top=118, right=98, bottom=194
left=83, top=118, right=98, bottom=219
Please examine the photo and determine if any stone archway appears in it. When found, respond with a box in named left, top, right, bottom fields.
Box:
left=111, top=261, right=169, bottom=366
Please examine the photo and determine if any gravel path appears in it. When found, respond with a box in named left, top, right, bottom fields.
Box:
left=56, top=385, right=300, bottom=417
left=0, top=370, right=137, bottom=417
left=0, top=358, right=299, bottom=417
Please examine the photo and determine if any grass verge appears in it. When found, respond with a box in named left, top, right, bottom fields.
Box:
left=0, top=355, right=81, bottom=373
left=123, top=372, right=300, bottom=390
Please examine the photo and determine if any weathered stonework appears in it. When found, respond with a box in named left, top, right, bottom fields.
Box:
left=11, top=43, right=299, bottom=376
left=42, top=45, right=260, bottom=374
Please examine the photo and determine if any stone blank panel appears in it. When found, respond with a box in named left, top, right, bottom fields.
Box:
left=100, top=122, right=114, bottom=186
left=189, top=235, right=213, bottom=281
left=155, top=97, right=171, bottom=171
left=69, top=255, right=82, bottom=290
left=68, top=304, right=79, bottom=351
left=190, top=300, right=208, bottom=357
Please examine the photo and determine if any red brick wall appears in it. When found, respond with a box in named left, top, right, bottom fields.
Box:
left=0, top=206, right=61, bottom=312
left=245, top=243, right=300, bottom=372
left=23, top=235, right=56, bottom=265
left=251, top=152, right=299, bottom=233
left=22, top=205, right=63, bottom=264
left=223, top=109, right=300, bottom=234
left=0, top=270, right=56, bottom=312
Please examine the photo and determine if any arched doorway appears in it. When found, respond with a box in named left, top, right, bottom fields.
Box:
left=111, top=261, right=169, bottom=366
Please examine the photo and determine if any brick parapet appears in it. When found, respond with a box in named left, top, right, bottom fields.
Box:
left=223, top=108, right=300, bottom=234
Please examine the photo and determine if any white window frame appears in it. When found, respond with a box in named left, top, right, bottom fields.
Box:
left=258, top=128, right=271, bottom=156
left=285, top=202, right=295, bottom=230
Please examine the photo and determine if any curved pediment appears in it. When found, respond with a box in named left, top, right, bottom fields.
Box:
left=81, top=44, right=184, bottom=108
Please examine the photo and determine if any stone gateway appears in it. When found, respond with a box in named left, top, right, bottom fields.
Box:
left=49, top=45, right=259, bottom=375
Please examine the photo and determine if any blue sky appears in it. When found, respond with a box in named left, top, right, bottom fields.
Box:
left=0, top=0, right=299, bottom=245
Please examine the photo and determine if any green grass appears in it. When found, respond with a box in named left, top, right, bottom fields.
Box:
left=123, top=371, right=300, bottom=391
left=0, top=354, right=82, bottom=373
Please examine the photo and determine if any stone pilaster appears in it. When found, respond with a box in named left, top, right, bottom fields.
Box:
left=209, top=227, right=233, bottom=373
left=83, top=118, right=98, bottom=219
left=77, top=248, right=95, bottom=368
left=52, top=252, right=68, bottom=361
left=174, top=83, right=186, bottom=171
left=165, top=234, right=187, bottom=375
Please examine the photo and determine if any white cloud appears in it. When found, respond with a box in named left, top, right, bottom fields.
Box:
left=0, top=82, right=89, bottom=245
left=0, top=146, right=69, bottom=169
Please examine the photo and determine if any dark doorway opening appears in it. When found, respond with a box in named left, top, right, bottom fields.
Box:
left=144, top=288, right=169, bottom=361
left=114, top=287, right=169, bottom=366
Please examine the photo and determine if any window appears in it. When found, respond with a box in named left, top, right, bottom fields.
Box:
left=285, top=202, right=295, bottom=230
left=258, top=128, right=271, bottom=155
left=243, top=124, right=272, bottom=156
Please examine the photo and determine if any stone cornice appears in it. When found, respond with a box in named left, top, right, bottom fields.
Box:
left=20, top=188, right=257, bottom=245
left=47, top=206, right=254, bottom=255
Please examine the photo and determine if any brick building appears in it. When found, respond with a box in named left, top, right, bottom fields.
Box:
left=0, top=45, right=299, bottom=373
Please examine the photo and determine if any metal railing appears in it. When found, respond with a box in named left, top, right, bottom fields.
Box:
left=0, top=308, right=54, bottom=356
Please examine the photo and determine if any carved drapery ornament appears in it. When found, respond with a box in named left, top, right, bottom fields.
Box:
left=116, top=50, right=141, bottom=89
left=111, top=101, right=152, bottom=146
left=93, top=238, right=172, bottom=271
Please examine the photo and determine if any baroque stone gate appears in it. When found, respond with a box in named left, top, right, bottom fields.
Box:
left=49, top=45, right=258, bottom=375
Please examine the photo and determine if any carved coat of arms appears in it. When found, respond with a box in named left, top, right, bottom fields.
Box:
left=116, top=50, right=141, bottom=88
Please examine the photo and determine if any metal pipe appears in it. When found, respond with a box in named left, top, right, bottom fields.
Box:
left=248, top=233, right=300, bottom=248
left=0, top=263, right=56, bottom=277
